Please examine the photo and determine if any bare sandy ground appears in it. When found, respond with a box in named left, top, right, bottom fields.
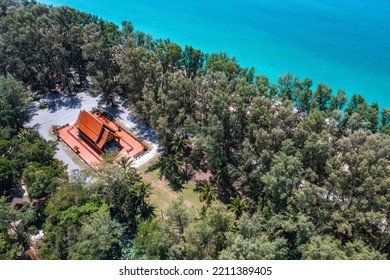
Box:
left=27, top=91, right=160, bottom=172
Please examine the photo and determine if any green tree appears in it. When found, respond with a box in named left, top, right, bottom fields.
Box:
left=220, top=234, right=287, bottom=260
left=296, top=77, right=313, bottom=115
left=206, top=52, right=240, bottom=80
left=184, top=202, right=234, bottom=259
left=367, top=102, right=379, bottom=132
left=381, top=108, right=390, bottom=126
left=182, top=45, right=204, bottom=79
left=299, top=235, right=385, bottom=260
left=83, top=21, right=121, bottom=106
left=302, top=132, right=334, bottom=182
left=324, top=131, right=390, bottom=253
left=277, top=72, right=294, bottom=101
left=166, top=198, right=194, bottom=235
left=131, top=219, right=176, bottom=260
left=195, top=181, right=218, bottom=209
left=228, top=197, right=248, bottom=220
left=345, top=94, right=368, bottom=123
left=0, top=75, right=28, bottom=130
left=22, top=163, right=67, bottom=199
left=90, top=163, right=154, bottom=225
left=299, top=235, right=347, bottom=260
left=329, top=89, right=347, bottom=111
left=261, top=152, right=303, bottom=211
left=68, top=206, right=123, bottom=260
left=0, top=157, right=13, bottom=195
left=379, top=108, right=390, bottom=134
left=312, top=83, right=332, bottom=111
left=301, top=109, right=326, bottom=134
left=156, top=40, right=182, bottom=73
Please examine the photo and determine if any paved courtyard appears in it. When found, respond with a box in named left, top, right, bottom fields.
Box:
left=28, top=91, right=160, bottom=172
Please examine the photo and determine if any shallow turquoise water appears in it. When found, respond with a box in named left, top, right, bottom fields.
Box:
left=38, top=0, right=390, bottom=108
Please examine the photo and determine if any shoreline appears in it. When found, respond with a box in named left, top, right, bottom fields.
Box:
left=37, top=0, right=390, bottom=109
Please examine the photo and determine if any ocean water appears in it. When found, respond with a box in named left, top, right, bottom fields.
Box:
left=38, top=0, right=390, bottom=108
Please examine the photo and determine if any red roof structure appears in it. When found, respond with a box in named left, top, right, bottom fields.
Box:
left=75, top=109, right=119, bottom=150
left=55, top=109, right=147, bottom=170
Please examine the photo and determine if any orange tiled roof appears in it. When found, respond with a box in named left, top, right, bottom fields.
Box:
left=97, top=128, right=109, bottom=149
left=58, top=110, right=146, bottom=171
left=75, top=109, right=104, bottom=143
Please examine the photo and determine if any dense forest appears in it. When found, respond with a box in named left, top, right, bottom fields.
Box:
left=0, top=0, right=389, bottom=260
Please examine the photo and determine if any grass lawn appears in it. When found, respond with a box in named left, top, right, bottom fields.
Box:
left=138, top=157, right=203, bottom=215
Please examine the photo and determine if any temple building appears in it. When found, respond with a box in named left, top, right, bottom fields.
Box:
left=55, top=108, right=146, bottom=170
left=74, top=109, right=121, bottom=152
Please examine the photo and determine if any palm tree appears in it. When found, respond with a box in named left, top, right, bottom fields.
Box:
left=195, top=181, right=218, bottom=209
left=17, top=127, right=33, bottom=141
left=157, top=154, right=185, bottom=191
left=213, top=164, right=229, bottom=189
left=159, top=154, right=183, bottom=180
left=228, top=197, right=248, bottom=219
left=131, top=181, right=154, bottom=220
left=170, top=133, right=191, bottom=178
left=170, top=132, right=187, bottom=154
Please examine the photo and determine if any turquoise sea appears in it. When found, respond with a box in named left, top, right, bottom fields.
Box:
left=38, top=0, right=390, bottom=108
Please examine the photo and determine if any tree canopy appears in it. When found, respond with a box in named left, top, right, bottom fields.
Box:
left=0, top=0, right=389, bottom=260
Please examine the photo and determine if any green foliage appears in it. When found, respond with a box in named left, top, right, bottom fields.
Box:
left=0, top=157, right=13, bottom=195
left=42, top=182, right=123, bottom=260
left=261, top=151, right=303, bottom=211
left=312, top=83, right=332, bottom=111
left=379, top=108, right=390, bottom=135
left=0, top=196, right=36, bottom=259
left=381, top=108, right=390, bottom=126
left=296, top=77, right=313, bottom=114
left=0, top=75, right=28, bottom=130
left=130, top=199, right=195, bottom=260
left=0, top=1, right=389, bottom=260
left=183, top=202, right=234, bottom=259
left=299, top=235, right=385, bottom=260
left=220, top=235, right=287, bottom=260
left=206, top=52, right=240, bottom=80
left=83, top=21, right=121, bottom=105
left=194, top=181, right=218, bottom=209
left=330, top=89, right=347, bottom=111
left=131, top=219, right=175, bottom=260
left=12, top=131, right=57, bottom=169
left=68, top=207, right=123, bottom=260
left=22, top=163, right=67, bottom=199
left=182, top=45, right=205, bottom=78
left=367, top=102, right=379, bottom=132
left=166, top=198, right=194, bottom=235
left=89, top=163, right=154, bottom=225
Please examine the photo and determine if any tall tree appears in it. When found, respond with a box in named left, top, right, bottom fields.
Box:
left=296, top=77, right=313, bottom=115
left=83, top=21, right=121, bottom=105
left=195, top=181, right=218, bottom=209
left=184, top=202, right=234, bottom=259
left=312, top=83, right=332, bottom=111
left=182, top=45, right=204, bottom=79
left=329, top=89, right=348, bottom=111
left=68, top=207, right=123, bottom=260
left=0, top=75, right=28, bottom=130
left=367, top=102, right=379, bottom=132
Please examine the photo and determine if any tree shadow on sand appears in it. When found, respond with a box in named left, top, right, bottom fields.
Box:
left=126, top=114, right=159, bottom=144
left=46, top=92, right=82, bottom=113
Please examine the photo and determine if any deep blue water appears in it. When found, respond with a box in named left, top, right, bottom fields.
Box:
left=38, top=0, right=390, bottom=108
